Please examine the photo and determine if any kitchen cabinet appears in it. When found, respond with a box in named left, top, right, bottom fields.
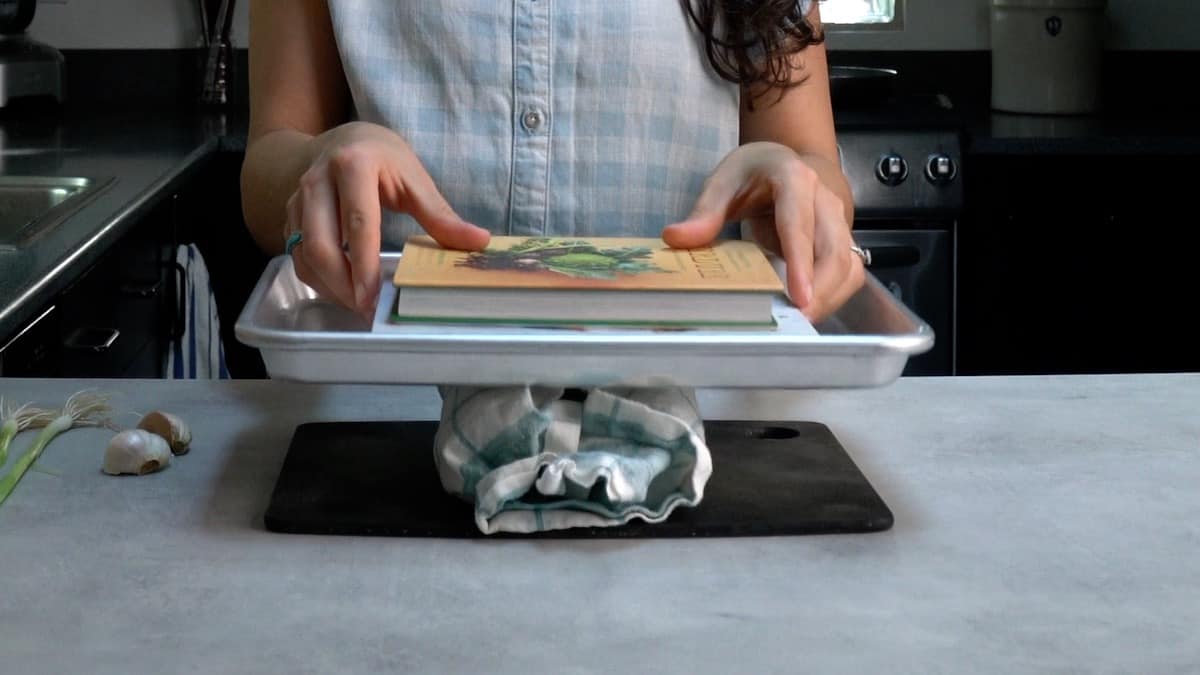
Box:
left=0, top=147, right=270, bottom=379
left=0, top=195, right=178, bottom=377
left=957, top=153, right=1199, bottom=375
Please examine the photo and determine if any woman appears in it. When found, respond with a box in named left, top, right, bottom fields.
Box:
left=241, top=0, right=864, bottom=323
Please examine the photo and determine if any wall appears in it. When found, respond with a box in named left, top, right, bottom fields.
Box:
left=23, top=0, right=1200, bottom=51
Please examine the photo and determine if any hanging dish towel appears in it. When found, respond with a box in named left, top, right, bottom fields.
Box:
left=166, top=244, right=229, bottom=380
left=434, top=385, right=712, bottom=534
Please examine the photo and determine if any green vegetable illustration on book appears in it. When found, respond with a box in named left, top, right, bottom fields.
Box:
left=456, top=237, right=672, bottom=280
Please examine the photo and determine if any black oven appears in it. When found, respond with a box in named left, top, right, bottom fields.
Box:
left=851, top=225, right=954, bottom=375
left=838, top=129, right=963, bottom=376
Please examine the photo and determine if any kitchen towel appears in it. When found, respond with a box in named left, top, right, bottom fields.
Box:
left=433, top=385, right=712, bottom=534
left=166, top=243, right=229, bottom=380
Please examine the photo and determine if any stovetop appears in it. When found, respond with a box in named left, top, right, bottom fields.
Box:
left=834, top=93, right=966, bottom=132
left=834, top=94, right=965, bottom=217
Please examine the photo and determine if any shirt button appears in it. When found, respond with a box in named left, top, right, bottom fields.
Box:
left=522, top=109, right=544, bottom=132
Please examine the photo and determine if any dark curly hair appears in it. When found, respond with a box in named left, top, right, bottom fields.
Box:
left=684, top=0, right=826, bottom=107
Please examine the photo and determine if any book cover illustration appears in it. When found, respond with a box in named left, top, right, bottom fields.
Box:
left=457, top=237, right=669, bottom=280
left=394, top=235, right=785, bottom=293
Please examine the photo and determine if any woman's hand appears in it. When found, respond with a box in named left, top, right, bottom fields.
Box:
left=662, top=141, right=864, bottom=323
left=284, top=121, right=490, bottom=317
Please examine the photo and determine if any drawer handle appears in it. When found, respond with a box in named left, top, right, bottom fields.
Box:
left=120, top=280, right=162, bottom=298
left=861, top=245, right=921, bottom=269
left=170, top=262, right=187, bottom=340
left=63, top=327, right=120, bottom=353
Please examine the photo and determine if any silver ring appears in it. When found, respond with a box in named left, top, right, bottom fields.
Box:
left=850, top=244, right=871, bottom=267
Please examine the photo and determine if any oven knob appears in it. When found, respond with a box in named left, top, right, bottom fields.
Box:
left=925, top=154, right=959, bottom=185
left=875, top=154, right=909, bottom=186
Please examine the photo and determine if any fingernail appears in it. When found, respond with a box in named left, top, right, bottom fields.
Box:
left=355, top=281, right=367, bottom=309
left=800, top=280, right=813, bottom=307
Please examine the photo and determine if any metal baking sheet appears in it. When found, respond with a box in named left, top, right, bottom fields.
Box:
left=235, top=254, right=933, bottom=388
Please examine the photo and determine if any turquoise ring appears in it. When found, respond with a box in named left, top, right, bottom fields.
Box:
left=284, top=231, right=303, bottom=255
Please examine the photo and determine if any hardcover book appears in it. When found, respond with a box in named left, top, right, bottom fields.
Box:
left=390, top=235, right=785, bottom=329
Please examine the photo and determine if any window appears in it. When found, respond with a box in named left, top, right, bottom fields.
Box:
left=820, top=0, right=900, bottom=26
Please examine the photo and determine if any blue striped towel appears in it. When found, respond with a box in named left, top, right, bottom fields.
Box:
left=433, top=386, right=712, bottom=534
left=166, top=244, right=229, bottom=380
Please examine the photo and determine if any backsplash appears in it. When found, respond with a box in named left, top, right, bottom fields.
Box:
left=24, top=0, right=1200, bottom=51
left=27, top=0, right=248, bottom=50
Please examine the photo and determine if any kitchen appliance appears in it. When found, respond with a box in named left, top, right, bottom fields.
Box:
left=835, top=97, right=964, bottom=376
left=0, top=0, right=64, bottom=108
left=829, top=66, right=898, bottom=108
left=990, top=0, right=1108, bottom=114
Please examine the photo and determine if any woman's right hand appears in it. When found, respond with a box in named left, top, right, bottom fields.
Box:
left=285, top=121, right=491, bottom=317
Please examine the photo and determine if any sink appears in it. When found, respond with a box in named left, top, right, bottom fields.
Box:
left=0, top=176, right=115, bottom=250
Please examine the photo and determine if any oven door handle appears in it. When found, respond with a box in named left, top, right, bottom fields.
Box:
left=860, top=244, right=921, bottom=269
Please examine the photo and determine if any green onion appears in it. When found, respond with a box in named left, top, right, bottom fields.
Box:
left=0, top=392, right=111, bottom=508
left=0, top=398, right=54, bottom=468
left=0, top=418, right=15, bottom=468
left=0, top=415, right=73, bottom=506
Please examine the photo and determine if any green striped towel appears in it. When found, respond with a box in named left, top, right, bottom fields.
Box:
left=433, top=386, right=712, bottom=534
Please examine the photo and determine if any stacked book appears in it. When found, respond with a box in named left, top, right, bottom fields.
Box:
left=390, top=235, right=785, bottom=330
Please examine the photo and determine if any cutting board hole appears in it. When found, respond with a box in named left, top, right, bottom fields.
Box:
left=746, top=426, right=801, bottom=440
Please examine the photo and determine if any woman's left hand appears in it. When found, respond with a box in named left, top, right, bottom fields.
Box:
left=662, top=141, right=865, bottom=323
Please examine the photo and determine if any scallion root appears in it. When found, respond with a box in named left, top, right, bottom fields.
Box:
left=0, top=397, right=55, bottom=467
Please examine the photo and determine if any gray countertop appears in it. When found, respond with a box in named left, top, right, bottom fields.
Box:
left=0, top=375, right=1197, bottom=673
left=0, top=111, right=230, bottom=339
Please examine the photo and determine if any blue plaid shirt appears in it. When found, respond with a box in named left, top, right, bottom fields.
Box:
left=327, top=1, right=807, bottom=247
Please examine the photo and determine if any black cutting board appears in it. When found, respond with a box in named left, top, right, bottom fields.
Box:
left=264, top=420, right=892, bottom=538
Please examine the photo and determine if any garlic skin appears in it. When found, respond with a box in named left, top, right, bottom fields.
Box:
left=103, top=429, right=171, bottom=476
left=136, top=411, right=191, bottom=455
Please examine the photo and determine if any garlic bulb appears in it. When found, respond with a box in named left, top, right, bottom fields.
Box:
left=103, top=429, right=171, bottom=476
left=136, top=411, right=191, bottom=455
